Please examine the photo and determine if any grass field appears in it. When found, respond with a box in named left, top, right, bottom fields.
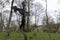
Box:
left=0, top=29, right=60, bottom=40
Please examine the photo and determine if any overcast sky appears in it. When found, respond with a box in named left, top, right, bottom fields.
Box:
left=34, top=0, right=59, bottom=11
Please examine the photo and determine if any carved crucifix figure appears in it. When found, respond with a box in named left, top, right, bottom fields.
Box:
left=12, top=0, right=28, bottom=31
left=12, top=1, right=29, bottom=40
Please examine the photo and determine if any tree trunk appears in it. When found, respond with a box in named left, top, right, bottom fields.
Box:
left=45, top=0, right=52, bottom=40
left=27, top=0, right=30, bottom=31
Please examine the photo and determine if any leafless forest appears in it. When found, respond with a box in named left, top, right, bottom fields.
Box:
left=0, top=0, right=60, bottom=40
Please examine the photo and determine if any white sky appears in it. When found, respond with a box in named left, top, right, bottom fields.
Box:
left=34, top=0, right=59, bottom=11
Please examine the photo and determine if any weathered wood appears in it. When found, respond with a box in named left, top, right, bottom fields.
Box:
left=6, top=0, right=14, bottom=36
left=20, top=0, right=27, bottom=40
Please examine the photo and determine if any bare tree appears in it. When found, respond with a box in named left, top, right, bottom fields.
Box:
left=45, top=0, right=52, bottom=40
left=26, top=0, right=30, bottom=31
left=0, top=0, right=4, bottom=32
left=33, top=2, right=44, bottom=28
left=56, top=11, right=60, bottom=32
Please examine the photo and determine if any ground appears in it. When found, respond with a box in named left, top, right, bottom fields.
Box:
left=0, top=29, right=60, bottom=40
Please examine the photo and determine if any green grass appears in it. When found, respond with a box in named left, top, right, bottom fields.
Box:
left=0, top=30, right=60, bottom=40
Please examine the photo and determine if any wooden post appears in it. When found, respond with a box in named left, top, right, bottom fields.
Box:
left=6, top=0, right=14, bottom=36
